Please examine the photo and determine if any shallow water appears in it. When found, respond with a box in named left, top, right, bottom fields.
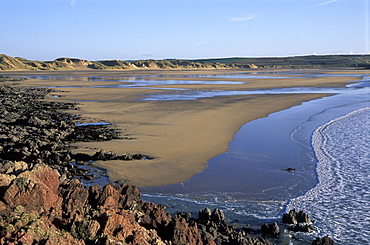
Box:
left=141, top=86, right=354, bottom=101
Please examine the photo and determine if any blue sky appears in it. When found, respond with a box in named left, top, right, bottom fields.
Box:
left=0, top=0, right=369, bottom=61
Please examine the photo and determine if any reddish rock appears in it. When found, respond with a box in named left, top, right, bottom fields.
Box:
left=2, top=165, right=62, bottom=213
left=97, top=184, right=121, bottom=210
left=171, top=215, right=203, bottom=245
left=0, top=205, right=85, bottom=245
left=116, top=183, right=142, bottom=209
left=0, top=164, right=275, bottom=245
left=137, top=200, right=171, bottom=230
left=101, top=210, right=164, bottom=245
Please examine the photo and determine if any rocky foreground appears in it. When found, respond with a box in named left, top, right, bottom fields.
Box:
left=0, top=82, right=334, bottom=244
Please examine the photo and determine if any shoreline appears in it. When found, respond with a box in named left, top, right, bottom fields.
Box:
left=0, top=69, right=368, bottom=243
left=287, top=106, right=370, bottom=244
left=0, top=68, right=365, bottom=187
left=0, top=83, right=289, bottom=244
left=0, top=83, right=335, bottom=244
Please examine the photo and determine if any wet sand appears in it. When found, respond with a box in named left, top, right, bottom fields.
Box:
left=0, top=69, right=364, bottom=186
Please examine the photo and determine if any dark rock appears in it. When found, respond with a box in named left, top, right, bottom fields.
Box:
left=93, top=149, right=118, bottom=160
left=72, top=153, right=94, bottom=161
left=199, top=207, right=212, bottom=222
left=211, top=208, right=226, bottom=225
left=261, top=222, right=280, bottom=237
left=297, top=210, right=312, bottom=224
left=83, top=174, right=95, bottom=180
left=131, top=153, right=144, bottom=160
left=282, top=209, right=298, bottom=224
left=170, top=214, right=203, bottom=245
left=312, top=236, right=335, bottom=245
left=289, top=224, right=315, bottom=232
left=177, top=212, right=191, bottom=221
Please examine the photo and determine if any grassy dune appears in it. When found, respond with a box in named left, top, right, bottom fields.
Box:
left=1, top=54, right=369, bottom=71
left=193, top=54, right=370, bottom=68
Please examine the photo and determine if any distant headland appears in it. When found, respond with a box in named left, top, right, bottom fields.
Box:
left=1, top=54, right=369, bottom=71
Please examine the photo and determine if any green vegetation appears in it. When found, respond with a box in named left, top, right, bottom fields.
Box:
left=192, top=55, right=370, bottom=68
left=1, top=54, right=369, bottom=71
left=0, top=205, right=68, bottom=240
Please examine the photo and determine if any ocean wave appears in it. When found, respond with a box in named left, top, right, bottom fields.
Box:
left=288, top=107, right=370, bottom=244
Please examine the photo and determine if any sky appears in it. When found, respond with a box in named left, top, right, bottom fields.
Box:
left=0, top=0, right=369, bottom=61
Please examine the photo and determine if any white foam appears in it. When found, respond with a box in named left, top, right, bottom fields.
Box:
left=288, top=107, right=370, bottom=244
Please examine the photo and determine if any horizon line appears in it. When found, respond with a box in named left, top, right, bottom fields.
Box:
left=2, top=52, right=370, bottom=62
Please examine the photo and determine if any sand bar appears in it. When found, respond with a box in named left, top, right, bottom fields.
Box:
left=0, top=69, right=364, bottom=186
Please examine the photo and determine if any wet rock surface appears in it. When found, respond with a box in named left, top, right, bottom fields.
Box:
left=312, top=236, right=335, bottom=245
left=282, top=209, right=316, bottom=233
left=261, top=222, right=280, bottom=238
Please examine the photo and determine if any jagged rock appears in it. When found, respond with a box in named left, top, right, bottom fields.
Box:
left=211, top=208, right=226, bottom=225
left=3, top=161, right=28, bottom=175
left=170, top=215, right=203, bottom=245
left=0, top=206, right=85, bottom=245
left=93, top=149, right=118, bottom=160
left=199, top=207, right=212, bottom=222
left=297, top=210, right=312, bottom=224
left=2, top=164, right=61, bottom=213
left=0, top=164, right=276, bottom=245
left=57, top=179, right=89, bottom=227
left=289, top=224, right=315, bottom=232
left=231, top=231, right=273, bottom=245
left=136, top=201, right=171, bottom=231
left=283, top=209, right=315, bottom=233
left=312, top=236, right=335, bottom=245
left=261, top=222, right=280, bottom=237
left=282, top=209, right=298, bottom=224
left=28, top=116, right=48, bottom=127
left=177, top=212, right=191, bottom=221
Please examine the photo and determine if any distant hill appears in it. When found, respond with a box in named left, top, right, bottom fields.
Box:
left=0, top=55, right=254, bottom=71
left=1, top=54, right=369, bottom=71
left=192, top=55, right=370, bottom=68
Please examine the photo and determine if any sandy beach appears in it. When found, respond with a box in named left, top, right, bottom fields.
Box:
left=1, top=69, right=365, bottom=187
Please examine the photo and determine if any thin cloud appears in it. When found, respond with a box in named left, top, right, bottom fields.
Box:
left=230, top=14, right=257, bottom=22
left=70, top=0, right=76, bottom=6
left=314, top=0, right=339, bottom=7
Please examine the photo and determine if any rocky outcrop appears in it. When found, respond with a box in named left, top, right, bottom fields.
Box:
left=0, top=164, right=274, bottom=245
left=195, top=208, right=273, bottom=245
left=282, top=209, right=315, bottom=233
left=282, top=209, right=312, bottom=224
left=261, top=222, right=280, bottom=237
left=312, top=236, right=335, bottom=245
